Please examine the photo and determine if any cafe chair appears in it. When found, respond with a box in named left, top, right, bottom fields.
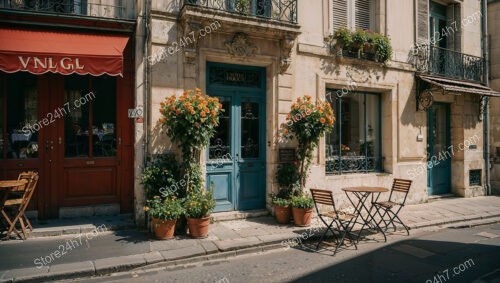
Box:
left=310, top=189, right=358, bottom=255
left=2, top=172, right=38, bottom=239
left=372, top=178, right=412, bottom=235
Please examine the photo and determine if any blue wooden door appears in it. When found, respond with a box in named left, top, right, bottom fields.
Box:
left=206, top=63, right=266, bottom=212
left=427, top=103, right=451, bottom=195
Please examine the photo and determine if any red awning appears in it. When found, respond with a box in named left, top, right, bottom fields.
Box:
left=0, top=28, right=129, bottom=77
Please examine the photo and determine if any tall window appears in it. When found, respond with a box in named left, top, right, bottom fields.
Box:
left=332, top=0, right=374, bottom=31
left=326, top=90, right=381, bottom=174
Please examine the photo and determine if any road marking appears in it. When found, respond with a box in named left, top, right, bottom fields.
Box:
left=392, top=244, right=435, bottom=258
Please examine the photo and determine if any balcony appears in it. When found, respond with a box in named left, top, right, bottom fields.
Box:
left=182, top=0, right=297, bottom=24
left=415, top=45, right=485, bottom=84
left=0, top=0, right=135, bottom=20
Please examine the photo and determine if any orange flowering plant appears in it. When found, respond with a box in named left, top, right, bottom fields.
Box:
left=159, top=88, right=223, bottom=192
left=280, top=95, right=335, bottom=191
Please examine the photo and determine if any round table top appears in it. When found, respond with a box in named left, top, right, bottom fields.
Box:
left=0, top=179, right=27, bottom=189
left=342, top=186, right=389, bottom=193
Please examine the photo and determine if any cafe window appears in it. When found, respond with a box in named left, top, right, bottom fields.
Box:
left=2, top=73, right=39, bottom=160
left=64, top=75, right=116, bottom=158
left=326, top=90, right=382, bottom=174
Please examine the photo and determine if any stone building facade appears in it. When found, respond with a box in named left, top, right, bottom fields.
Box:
left=488, top=0, right=500, bottom=194
left=134, top=0, right=499, bottom=222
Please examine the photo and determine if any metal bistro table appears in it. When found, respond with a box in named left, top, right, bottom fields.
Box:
left=342, top=186, right=389, bottom=242
left=0, top=179, right=28, bottom=239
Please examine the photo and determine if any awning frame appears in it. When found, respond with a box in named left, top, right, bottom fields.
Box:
left=416, top=75, right=500, bottom=118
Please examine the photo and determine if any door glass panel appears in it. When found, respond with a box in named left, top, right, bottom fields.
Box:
left=0, top=78, right=3, bottom=158
left=64, top=75, right=90, bottom=158
left=7, top=73, right=38, bottom=159
left=432, top=105, right=447, bottom=155
left=92, top=76, right=116, bottom=157
left=240, top=101, right=259, bottom=159
left=209, top=98, right=231, bottom=160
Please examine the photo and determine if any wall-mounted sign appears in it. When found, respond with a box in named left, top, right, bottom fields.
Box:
left=469, top=145, right=477, bottom=150
left=278, top=148, right=296, bottom=163
left=128, top=108, right=143, bottom=118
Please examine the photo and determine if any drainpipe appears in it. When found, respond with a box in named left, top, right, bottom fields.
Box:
left=481, top=0, right=491, bottom=195
left=143, top=0, right=150, bottom=167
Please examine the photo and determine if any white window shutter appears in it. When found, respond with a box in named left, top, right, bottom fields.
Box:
left=354, top=0, right=372, bottom=30
left=332, top=0, right=349, bottom=31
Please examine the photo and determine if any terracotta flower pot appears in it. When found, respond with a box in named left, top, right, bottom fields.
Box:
left=274, top=205, right=291, bottom=224
left=151, top=218, right=177, bottom=240
left=292, top=207, right=313, bottom=227
left=187, top=216, right=210, bottom=238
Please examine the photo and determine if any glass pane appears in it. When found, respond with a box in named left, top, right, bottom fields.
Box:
left=92, top=76, right=117, bottom=157
left=64, top=75, right=90, bottom=158
left=365, top=94, right=380, bottom=159
left=433, top=105, right=447, bottom=154
left=241, top=101, right=259, bottom=159
left=209, top=98, right=231, bottom=160
left=7, top=73, right=38, bottom=159
left=340, top=93, right=363, bottom=157
left=325, top=93, right=339, bottom=157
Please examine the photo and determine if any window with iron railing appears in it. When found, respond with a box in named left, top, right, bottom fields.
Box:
left=182, top=0, right=298, bottom=24
left=0, top=0, right=135, bottom=20
left=325, top=90, right=382, bottom=175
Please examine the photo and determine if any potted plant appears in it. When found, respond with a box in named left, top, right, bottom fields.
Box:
left=290, top=194, right=314, bottom=227
left=373, top=33, right=393, bottom=63
left=329, top=27, right=352, bottom=55
left=159, top=89, right=222, bottom=237
left=184, top=187, right=216, bottom=238
left=281, top=95, right=335, bottom=193
left=145, top=196, right=185, bottom=240
left=271, top=162, right=300, bottom=224
left=271, top=195, right=291, bottom=224
left=352, top=30, right=369, bottom=57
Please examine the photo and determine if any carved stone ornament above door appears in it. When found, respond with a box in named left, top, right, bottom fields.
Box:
left=225, top=32, right=259, bottom=58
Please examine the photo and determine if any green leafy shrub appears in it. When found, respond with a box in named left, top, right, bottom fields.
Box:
left=291, top=195, right=314, bottom=209
left=332, top=27, right=352, bottom=48
left=352, top=30, right=369, bottom=49
left=141, top=154, right=182, bottom=199
left=145, top=196, right=185, bottom=220
left=184, top=187, right=216, bottom=218
left=271, top=196, right=290, bottom=207
left=373, top=34, right=393, bottom=62
left=275, top=162, right=300, bottom=190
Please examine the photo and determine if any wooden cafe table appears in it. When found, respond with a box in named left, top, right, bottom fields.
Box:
left=342, top=186, right=389, bottom=242
left=0, top=179, right=28, bottom=240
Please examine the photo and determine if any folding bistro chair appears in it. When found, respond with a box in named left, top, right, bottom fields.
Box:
left=1, top=172, right=38, bottom=239
left=372, top=178, right=412, bottom=235
left=310, top=189, right=358, bottom=255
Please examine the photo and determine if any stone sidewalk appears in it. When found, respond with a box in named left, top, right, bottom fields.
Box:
left=1, top=196, right=499, bottom=282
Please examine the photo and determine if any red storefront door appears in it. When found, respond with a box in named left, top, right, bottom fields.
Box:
left=0, top=28, right=134, bottom=218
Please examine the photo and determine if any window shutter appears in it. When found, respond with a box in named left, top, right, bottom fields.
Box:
left=417, top=0, right=429, bottom=44
left=332, top=0, right=348, bottom=31
left=354, top=0, right=371, bottom=30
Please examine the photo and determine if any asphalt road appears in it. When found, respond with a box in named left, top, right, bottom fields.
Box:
left=61, top=223, right=500, bottom=283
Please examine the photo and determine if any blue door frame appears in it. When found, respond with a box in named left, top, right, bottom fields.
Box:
left=206, top=62, right=266, bottom=212
left=427, top=102, right=451, bottom=195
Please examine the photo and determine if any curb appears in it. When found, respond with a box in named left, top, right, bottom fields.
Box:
left=1, top=214, right=499, bottom=282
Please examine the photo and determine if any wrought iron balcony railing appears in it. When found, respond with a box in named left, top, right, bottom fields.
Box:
left=415, top=45, right=484, bottom=83
left=182, top=0, right=298, bottom=24
left=326, top=156, right=382, bottom=175
left=0, top=0, right=135, bottom=20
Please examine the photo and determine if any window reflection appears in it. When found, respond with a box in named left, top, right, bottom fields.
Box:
left=241, top=101, right=259, bottom=159
left=92, top=76, right=116, bottom=157
left=64, top=75, right=90, bottom=157
left=209, top=98, right=230, bottom=160
left=6, top=73, right=38, bottom=159
left=326, top=91, right=381, bottom=174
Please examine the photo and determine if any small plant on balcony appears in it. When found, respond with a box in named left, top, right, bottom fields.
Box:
left=235, top=0, right=250, bottom=15
left=330, top=27, right=353, bottom=49
left=373, top=33, right=392, bottom=63
left=351, top=30, right=369, bottom=50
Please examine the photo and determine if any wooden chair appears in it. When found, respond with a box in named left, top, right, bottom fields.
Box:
left=372, top=178, right=412, bottom=235
left=310, top=189, right=358, bottom=255
left=2, top=172, right=38, bottom=239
